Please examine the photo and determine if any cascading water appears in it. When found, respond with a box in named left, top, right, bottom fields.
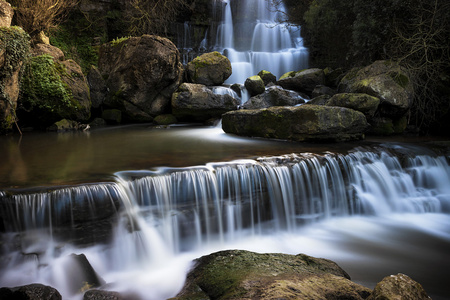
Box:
left=181, top=0, right=309, bottom=84
left=1, top=145, right=450, bottom=299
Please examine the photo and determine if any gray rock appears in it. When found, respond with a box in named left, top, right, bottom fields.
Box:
left=258, top=70, right=277, bottom=85
left=277, top=68, right=325, bottom=95
left=99, top=35, right=182, bottom=122
left=326, top=93, right=380, bottom=119
left=242, top=85, right=305, bottom=109
left=171, top=83, right=239, bottom=122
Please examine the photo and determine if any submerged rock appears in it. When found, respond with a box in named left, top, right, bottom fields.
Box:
left=186, top=51, right=232, bottom=86
left=174, top=250, right=371, bottom=299
left=222, top=105, right=368, bottom=142
left=171, top=83, right=239, bottom=122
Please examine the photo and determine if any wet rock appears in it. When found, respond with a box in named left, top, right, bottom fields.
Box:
left=311, top=85, right=336, bottom=98
left=367, top=273, right=430, bottom=300
left=326, top=93, right=380, bottom=119
left=186, top=51, right=232, bottom=86
left=244, top=75, right=265, bottom=97
left=174, top=249, right=371, bottom=299
left=242, top=85, right=305, bottom=109
left=277, top=68, right=325, bottom=95
left=222, top=104, right=369, bottom=142
left=0, top=284, right=61, bottom=300
left=338, top=60, right=413, bottom=118
left=368, top=116, right=408, bottom=136
left=99, top=35, right=182, bottom=122
left=64, top=253, right=105, bottom=295
left=258, top=70, right=277, bottom=85
left=46, top=119, right=89, bottom=132
left=171, top=83, right=239, bottom=122
left=89, top=118, right=107, bottom=127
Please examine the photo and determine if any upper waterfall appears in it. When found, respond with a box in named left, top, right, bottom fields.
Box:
left=180, top=0, right=309, bottom=84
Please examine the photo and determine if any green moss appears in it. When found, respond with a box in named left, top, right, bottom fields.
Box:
left=21, top=54, right=76, bottom=117
left=110, top=36, right=131, bottom=46
left=279, top=71, right=296, bottom=80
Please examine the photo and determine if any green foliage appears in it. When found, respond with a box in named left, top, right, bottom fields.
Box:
left=49, top=10, right=107, bottom=74
left=21, top=54, right=75, bottom=116
left=110, top=36, right=131, bottom=46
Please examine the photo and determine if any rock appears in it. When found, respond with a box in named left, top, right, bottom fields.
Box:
left=0, top=1, right=13, bottom=27
left=0, top=26, right=29, bottom=133
left=258, top=70, right=277, bottom=85
left=98, top=35, right=182, bottom=122
left=222, top=105, right=369, bottom=142
left=102, top=109, right=122, bottom=124
left=59, top=59, right=91, bottom=121
left=307, top=95, right=332, bottom=106
left=367, top=273, right=430, bottom=300
left=31, top=44, right=65, bottom=61
left=242, top=85, right=305, bottom=109
left=171, top=83, right=239, bottom=122
left=311, top=85, right=336, bottom=98
left=186, top=51, right=232, bottom=86
left=277, top=68, right=325, bottom=95
left=326, top=93, right=380, bottom=119
left=19, top=54, right=91, bottom=128
left=89, top=118, right=107, bottom=127
left=153, top=114, right=177, bottom=125
left=0, top=284, right=61, bottom=300
left=64, top=253, right=105, bottom=295
left=368, top=116, right=407, bottom=136
left=338, top=60, right=413, bottom=118
left=174, top=250, right=371, bottom=299
left=83, top=290, right=123, bottom=300
left=244, top=75, right=265, bottom=97
left=46, top=119, right=88, bottom=132
left=87, top=66, right=107, bottom=109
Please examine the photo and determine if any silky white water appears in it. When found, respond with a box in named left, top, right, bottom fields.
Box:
left=1, top=145, right=450, bottom=299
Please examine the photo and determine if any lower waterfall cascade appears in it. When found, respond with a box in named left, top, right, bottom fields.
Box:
left=1, top=143, right=450, bottom=299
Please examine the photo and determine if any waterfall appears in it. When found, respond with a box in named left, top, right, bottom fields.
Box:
left=179, top=0, right=309, bottom=84
left=1, top=146, right=449, bottom=299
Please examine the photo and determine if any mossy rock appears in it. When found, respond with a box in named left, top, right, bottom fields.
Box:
left=244, top=75, right=265, bottom=96
left=186, top=51, right=232, bottom=86
left=175, top=250, right=371, bottom=300
left=258, top=70, right=277, bottom=85
left=326, top=93, right=380, bottom=118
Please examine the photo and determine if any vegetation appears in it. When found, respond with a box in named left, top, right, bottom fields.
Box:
left=8, top=0, right=78, bottom=38
left=0, top=26, right=30, bottom=133
left=19, top=54, right=76, bottom=125
left=276, top=0, right=450, bottom=132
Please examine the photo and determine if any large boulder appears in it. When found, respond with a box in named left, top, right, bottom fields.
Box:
left=0, top=26, right=29, bottom=133
left=172, top=83, right=239, bottom=122
left=30, top=44, right=64, bottom=61
left=326, top=93, right=380, bottom=119
left=277, top=68, right=325, bottom=95
left=367, top=273, right=430, bottom=300
left=338, top=60, right=413, bottom=118
left=19, top=54, right=91, bottom=128
left=175, top=250, right=371, bottom=299
left=222, top=105, right=369, bottom=142
left=186, top=51, right=232, bottom=86
left=98, top=35, right=183, bottom=122
left=242, top=85, right=306, bottom=109
left=244, top=75, right=265, bottom=96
